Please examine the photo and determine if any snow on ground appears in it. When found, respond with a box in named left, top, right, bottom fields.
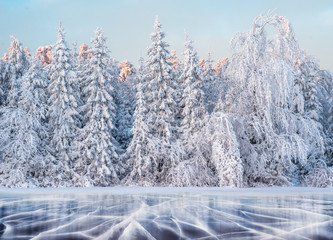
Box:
left=1, top=186, right=332, bottom=195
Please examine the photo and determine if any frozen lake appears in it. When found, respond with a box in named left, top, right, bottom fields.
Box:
left=0, top=187, right=333, bottom=240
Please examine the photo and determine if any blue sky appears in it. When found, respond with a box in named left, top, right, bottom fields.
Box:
left=0, top=0, right=332, bottom=70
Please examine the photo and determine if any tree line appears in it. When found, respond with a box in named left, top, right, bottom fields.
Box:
left=0, top=14, right=333, bottom=188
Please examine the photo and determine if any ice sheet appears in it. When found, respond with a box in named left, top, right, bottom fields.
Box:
left=0, top=187, right=332, bottom=239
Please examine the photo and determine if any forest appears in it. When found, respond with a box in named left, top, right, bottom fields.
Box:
left=0, top=14, right=332, bottom=188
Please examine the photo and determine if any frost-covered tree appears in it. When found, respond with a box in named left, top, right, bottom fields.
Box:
left=115, top=80, right=135, bottom=150
left=125, top=17, right=177, bottom=185
left=0, top=60, right=13, bottom=106
left=74, top=28, right=120, bottom=186
left=7, top=36, right=31, bottom=79
left=171, top=50, right=185, bottom=126
left=176, top=35, right=209, bottom=186
left=115, top=61, right=136, bottom=150
left=205, top=111, right=243, bottom=187
left=303, top=166, right=333, bottom=187
left=0, top=14, right=332, bottom=188
left=4, top=37, right=31, bottom=106
left=72, top=41, right=79, bottom=67
left=123, top=59, right=154, bottom=185
left=0, top=58, right=60, bottom=187
left=47, top=23, right=81, bottom=180
left=224, top=14, right=324, bottom=186
left=317, top=70, right=333, bottom=133
left=202, top=50, right=219, bottom=114
left=317, top=70, right=333, bottom=166
left=296, top=56, right=322, bottom=121
left=180, top=35, right=206, bottom=141
left=271, top=16, right=328, bottom=179
left=169, top=49, right=183, bottom=120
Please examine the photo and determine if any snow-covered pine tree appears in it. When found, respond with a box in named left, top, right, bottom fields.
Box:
left=169, top=49, right=182, bottom=107
left=317, top=70, right=333, bottom=133
left=115, top=82, right=135, bottom=151
left=7, top=36, right=31, bottom=79
left=76, top=45, right=93, bottom=112
left=72, top=41, right=79, bottom=68
left=125, top=17, right=178, bottom=185
left=4, top=37, right=31, bottom=106
left=0, top=61, right=3, bottom=105
left=171, top=49, right=185, bottom=127
left=165, top=35, right=214, bottom=186
left=298, top=56, right=322, bottom=121
left=202, top=50, right=219, bottom=114
left=180, top=34, right=206, bottom=142
left=74, top=28, right=120, bottom=186
left=123, top=58, right=155, bottom=185
left=108, top=58, right=122, bottom=142
left=0, top=60, right=12, bottom=106
left=318, top=70, right=333, bottom=166
left=292, top=54, right=328, bottom=180
left=0, top=57, right=57, bottom=187
left=21, top=57, right=61, bottom=187
left=115, top=61, right=136, bottom=150
left=47, top=23, right=81, bottom=183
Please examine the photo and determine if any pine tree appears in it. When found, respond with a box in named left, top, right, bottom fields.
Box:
left=4, top=37, right=31, bottom=106
left=115, top=61, right=136, bottom=150
left=125, top=17, right=177, bottom=185
left=319, top=70, right=333, bottom=166
left=0, top=60, right=12, bottom=106
left=115, top=78, right=136, bottom=150
left=72, top=41, right=79, bottom=67
left=180, top=35, right=206, bottom=141
left=7, top=36, right=31, bottom=79
left=171, top=49, right=184, bottom=127
left=123, top=58, right=154, bottom=185
left=47, top=23, right=81, bottom=181
left=202, top=50, right=219, bottom=114
left=167, top=35, right=213, bottom=186
left=0, top=58, right=56, bottom=187
left=74, top=28, right=119, bottom=186
left=293, top=53, right=322, bottom=122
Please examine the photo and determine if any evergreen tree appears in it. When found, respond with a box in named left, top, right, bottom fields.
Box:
left=115, top=76, right=136, bottom=150
left=115, top=60, right=136, bottom=150
left=319, top=70, right=333, bottom=166
left=125, top=17, right=177, bottom=185
left=123, top=58, right=155, bottom=185
left=0, top=14, right=332, bottom=188
left=168, top=36, right=214, bottom=187
left=180, top=35, right=206, bottom=141
left=72, top=41, right=79, bottom=68
left=74, top=28, right=119, bottom=186
left=47, top=23, right=81, bottom=181
left=7, top=36, right=30, bottom=80
left=202, top=51, right=219, bottom=114
left=0, top=58, right=57, bottom=187
left=171, top=49, right=184, bottom=127
left=0, top=60, right=13, bottom=106
left=4, top=37, right=31, bottom=106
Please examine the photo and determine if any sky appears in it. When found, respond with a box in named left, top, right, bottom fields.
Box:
left=0, top=0, right=332, bottom=70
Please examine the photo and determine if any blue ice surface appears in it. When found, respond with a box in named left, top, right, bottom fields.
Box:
left=0, top=187, right=332, bottom=239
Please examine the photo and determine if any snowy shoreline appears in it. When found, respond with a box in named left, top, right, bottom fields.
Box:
left=0, top=186, right=332, bottom=195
